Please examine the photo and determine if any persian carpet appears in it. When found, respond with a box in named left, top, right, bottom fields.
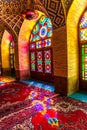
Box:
left=0, top=95, right=87, bottom=130
left=0, top=81, right=31, bottom=108
left=0, top=81, right=55, bottom=108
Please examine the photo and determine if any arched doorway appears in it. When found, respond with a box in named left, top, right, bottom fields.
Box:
left=1, top=30, right=16, bottom=77
left=29, top=15, right=53, bottom=82
left=67, top=0, right=87, bottom=95
left=79, top=9, right=87, bottom=90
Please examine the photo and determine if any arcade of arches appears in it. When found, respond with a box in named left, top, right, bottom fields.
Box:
left=0, top=0, right=87, bottom=95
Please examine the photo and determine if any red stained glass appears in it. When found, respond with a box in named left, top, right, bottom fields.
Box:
left=37, top=51, right=43, bottom=72
left=44, top=50, right=51, bottom=73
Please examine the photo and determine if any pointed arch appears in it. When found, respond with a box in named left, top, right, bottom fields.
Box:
left=0, top=19, right=18, bottom=77
left=67, top=0, right=87, bottom=94
left=18, top=10, right=44, bottom=80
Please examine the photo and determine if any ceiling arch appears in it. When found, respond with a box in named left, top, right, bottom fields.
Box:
left=0, top=14, right=24, bottom=40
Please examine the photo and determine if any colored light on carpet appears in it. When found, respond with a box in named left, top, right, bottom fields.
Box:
left=0, top=76, right=15, bottom=83
left=0, top=80, right=56, bottom=108
left=68, top=91, right=87, bottom=103
left=21, top=80, right=55, bottom=92
left=0, top=96, right=87, bottom=130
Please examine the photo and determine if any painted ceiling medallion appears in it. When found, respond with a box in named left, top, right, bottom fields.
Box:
left=21, top=10, right=39, bottom=20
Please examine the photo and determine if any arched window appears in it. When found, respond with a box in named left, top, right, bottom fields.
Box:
left=29, top=15, right=53, bottom=82
left=79, top=9, right=87, bottom=89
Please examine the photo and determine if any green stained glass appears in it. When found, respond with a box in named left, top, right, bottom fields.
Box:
left=30, top=52, right=35, bottom=71
left=39, top=16, right=46, bottom=24
left=85, top=54, right=87, bottom=56
left=82, top=56, right=84, bottom=62
left=82, top=63, right=84, bottom=70
left=82, top=47, right=84, bottom=55
left=82, top=71, right=84, bottom=77
left=81, top=44, right=87, bottom=80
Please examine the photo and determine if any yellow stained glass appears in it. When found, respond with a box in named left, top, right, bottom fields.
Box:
left=80, top=28, right=87, bottom=41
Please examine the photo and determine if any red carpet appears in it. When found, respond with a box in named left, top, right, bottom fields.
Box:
left=0, top=79, right=87, bottom=130
left=0, top=93, right=87, bottom=130
left=0, top=81, right=31, bottom=107
left=0, top=81, right=55, bottom=108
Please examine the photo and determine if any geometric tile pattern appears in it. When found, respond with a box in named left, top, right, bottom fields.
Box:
left=0, top=0, right=73, bottom=31
left=0, top=14, right=24, bottom=38
left=33, top=0, right=49, bottom=17
left=40, top=0, right=65, bottom=29
left=0, top=0, right=27, bottom=15
left=0, top=26, right=4, bottom=43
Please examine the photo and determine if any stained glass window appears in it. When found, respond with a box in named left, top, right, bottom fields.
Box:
left=10, top=42, right=14, bottom=54
left=81, top=44, right=87, bottom=80
left=44, top=50, right=51, bottom=73
left=30, top=15, right=52, bottom=42
left=79, top=10, right=87, bottom=29
left=30, top=52, right=36, bottom=71
left=30, top=42, right=35, bottom=50
left=35, top=39, right=51, bottom=49
left=80, top=29, right=87, bottom=41
left=79, top=10, right=87, bottom=80
left=37, top=51, right=43, bottom=72
left=10, top=42, right=15, bottom=69
left=79, top=10, right=87, bottom=41
left=30, top=14, right=52, bottom=76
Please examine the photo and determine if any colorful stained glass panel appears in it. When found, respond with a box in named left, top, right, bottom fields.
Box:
left=30, top=43, right=35, bottom=50
left=30, top=52, right=36, bottom=71
left=80, top=28, right=87, bottom=41
left=82, top=44, right=87, bottom=80
left=37, top=51, right=43, bottom=72
left=79, top=10, right=87, bottom=28
left=30, top=15, right=52, bottom=42
left=44, top=50, right=51, bottom=73
left=45, top=39, right=51, bottom=47
left=36, top=41, right=42, bottom=48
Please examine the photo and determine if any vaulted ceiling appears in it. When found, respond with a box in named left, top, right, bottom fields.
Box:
left=0, top=0, right=73, bottom=41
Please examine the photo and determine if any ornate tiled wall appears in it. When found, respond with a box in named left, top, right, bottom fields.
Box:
left=0, top=14, right=24, bottom=38
left=0, top=0, right=27, bottom=14
left=40, top=0, right=65, bottom=29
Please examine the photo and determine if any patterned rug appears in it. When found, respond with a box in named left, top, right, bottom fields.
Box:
left=0, top=81, right=55, bottom=109
left=0, top=95, right=87, bottom=130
